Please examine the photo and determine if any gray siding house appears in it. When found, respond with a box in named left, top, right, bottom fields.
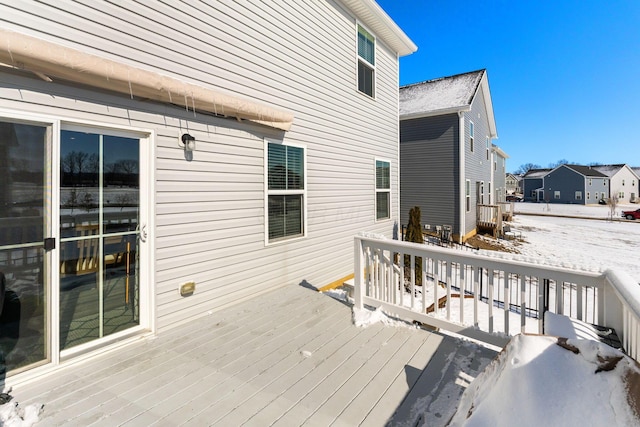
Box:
left=492, top=145, right=509, bottom=202
left=0, top=1, right=416, bottom=384
left=543, top=165, right=608, bottom=204
left=522, top=169, right=551, bottom=202
left=399, top=69, right=500, bottom=242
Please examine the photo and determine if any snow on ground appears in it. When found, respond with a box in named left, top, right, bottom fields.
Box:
left=510, top=202, right=640, bottom=281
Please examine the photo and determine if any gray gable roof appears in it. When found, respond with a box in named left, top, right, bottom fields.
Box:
left=563, top=164, right=607, bottom=178
left=399, top=69, right=497, bottom=138
left=400, top=69, right=484, bottom=117
left=523, top=169, right=551, bottom=179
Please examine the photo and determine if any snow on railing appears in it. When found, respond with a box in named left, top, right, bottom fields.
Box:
left=354, top=235, right=640, bottom=360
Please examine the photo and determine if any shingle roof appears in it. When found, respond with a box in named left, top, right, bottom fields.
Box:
left=399, top=69, right=485, bottom=117
left=523, top=169, right=551, bottom=179
left=563, top=164, right=608, bottom=177
left=591, top=164, right=626, bottom=177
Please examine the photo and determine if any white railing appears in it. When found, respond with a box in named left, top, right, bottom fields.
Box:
left=354, top=235, right=640, bottom=360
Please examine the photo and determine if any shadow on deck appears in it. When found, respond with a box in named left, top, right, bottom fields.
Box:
left=11, top=283, right=498, bottom=426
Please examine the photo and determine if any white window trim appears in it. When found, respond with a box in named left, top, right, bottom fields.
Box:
left=465, top=179, right=471, bottom=212
left=264, top=138, right=308, bottom=245
left=0, top=108, right=155, bottom=365
left=375, top=157, right=391, bottom=221
left=356, top=21, right=376, bottom=99
left=469, top=121, right=474, bottom=152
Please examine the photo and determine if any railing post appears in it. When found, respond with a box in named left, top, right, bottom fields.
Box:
left=354, top=236, right=364, bottom=310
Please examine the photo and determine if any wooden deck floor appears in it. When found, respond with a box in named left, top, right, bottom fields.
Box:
left=12, top=284, right=498, bottom=426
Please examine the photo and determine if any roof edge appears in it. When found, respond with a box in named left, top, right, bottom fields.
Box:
left=341, top=0, right=417, bottom=56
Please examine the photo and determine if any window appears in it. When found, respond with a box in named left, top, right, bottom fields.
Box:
left=575, top=191, right=582, bottom=200
left=622, top=179, right=626, bottom=186
left=588, top=178, right=592, bottom=186
left=375, top=160, right=390, bottom=220
left=619, top=191, right=625, bottom=198
left=554, top=191, right=561, bottom=199
left=466, top=180, right=470, bottom=212
left=357, top=24, right=375, bottom=97
left=469, top=122, right=474, bottom=152
left=486, top=137, right=490, bottom=160
left=266, top=141, right=305, bottom=242
left=587, top=192, right=590, bottom=200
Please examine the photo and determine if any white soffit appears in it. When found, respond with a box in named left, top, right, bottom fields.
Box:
left=341, top=0, right=417, bottom=56
left=0, top=29, right=294, bottom=131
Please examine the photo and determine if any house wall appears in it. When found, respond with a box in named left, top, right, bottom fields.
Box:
left=0, top=1, right=403, bottom=332
left=610, top=167, right=639, bottom=203
left=463, top=88, right=494, bottom=236
left=523, top=178, right=544, bottom=202
left=544, top=167, right=607, bottom=205
left=399, top=114, right=459, bottom=234
left=493, top=153, right=507, bottom=202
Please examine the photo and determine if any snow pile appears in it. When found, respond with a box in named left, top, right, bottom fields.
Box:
left=0, top=401, right=43, bottom=426
left=544, top=311, right=603, bottom=341
left=352, top=306, right=415, bottom=328
left=449, top=334, right=640, bottom=427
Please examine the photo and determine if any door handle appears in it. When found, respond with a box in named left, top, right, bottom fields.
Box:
left=139, top=224, right=148, bottom=243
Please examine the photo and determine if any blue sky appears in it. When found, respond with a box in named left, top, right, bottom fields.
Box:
left=376, top=0, right=640, bottom=173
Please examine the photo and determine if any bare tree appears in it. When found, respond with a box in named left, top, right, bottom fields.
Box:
left=515, top=163, right=541, bottom=175
left=607, top=193, right=619, bottom=221
left=548, top=159, right=570, bottom=168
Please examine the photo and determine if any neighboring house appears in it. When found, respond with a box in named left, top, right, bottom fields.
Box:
left=0, top=1, right=416, bottom=383
left=506, top=173, right=521, bottom=195
left=522, top=169, right=551, bottom=202
left=399, top=69, right=499, bottom=242
left=592, top=164, right=639, bottom=203
left=492, top=144, right=509, bottom=202
left=543, top=165, right=608, bottom=205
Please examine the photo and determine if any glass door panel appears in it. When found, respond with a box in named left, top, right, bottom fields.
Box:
left=60, top=130, right=140, bottom=351
left=0, top=121, right=49, bottom=375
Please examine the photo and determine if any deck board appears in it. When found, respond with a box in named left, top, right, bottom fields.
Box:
left=11, top=284, right=498, bottom=426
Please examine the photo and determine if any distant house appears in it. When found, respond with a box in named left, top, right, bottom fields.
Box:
left=522, top=169, right=551, bottom=202
left=543, top=165, right=608, bottom=205
left=592, top=164, right=639, bottom=203
left=505, top=173, right=521, bottom=195
left=399, top=69, right=500, bottom=242
left=0, top=1, right=416, bottom=384
left=492, top=145, right=509, bottom=202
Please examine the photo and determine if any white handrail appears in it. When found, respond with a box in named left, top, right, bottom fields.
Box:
left=354, top=235, right=640, bottom=361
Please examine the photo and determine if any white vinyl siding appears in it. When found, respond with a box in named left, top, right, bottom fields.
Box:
left=357, top=23, right=375, bottom=98
left=376, top=159, right=390, bottom=220
left=0, top=0, right=403, bottom=334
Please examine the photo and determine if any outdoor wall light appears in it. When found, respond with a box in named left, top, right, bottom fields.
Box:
left=181, top=133, right=196, bottom=151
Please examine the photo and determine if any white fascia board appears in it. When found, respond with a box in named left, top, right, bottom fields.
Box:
left=400, top=105, right=471, bottom=121
left=341, top=0, right=417, bottom=56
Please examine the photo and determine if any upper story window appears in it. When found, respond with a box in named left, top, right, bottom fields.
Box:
left=266, top=141, right=306, bottom=242
left=375, top=159, right=390, bottom=220
left=486, top=137, right=490, bottom=160
left=357, top=24, right=375, bottom=98
left=469, top=121, right=474, bottom=152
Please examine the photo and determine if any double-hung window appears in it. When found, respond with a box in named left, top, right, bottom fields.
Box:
left=357, top=24, right=375, bottom=97
left=469, top=122, right=474, bottom=152
left=375, top=160, right=390, bottom=220
left=266, top=141, right=305, bottom=242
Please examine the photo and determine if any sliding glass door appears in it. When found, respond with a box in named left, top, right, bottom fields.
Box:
left=59, top=129, right=141, bottom=351
left=0, top=120, right=50, bottom=375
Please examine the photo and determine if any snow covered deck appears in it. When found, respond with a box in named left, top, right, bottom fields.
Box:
left=10, top=284, right=497, bottom=426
